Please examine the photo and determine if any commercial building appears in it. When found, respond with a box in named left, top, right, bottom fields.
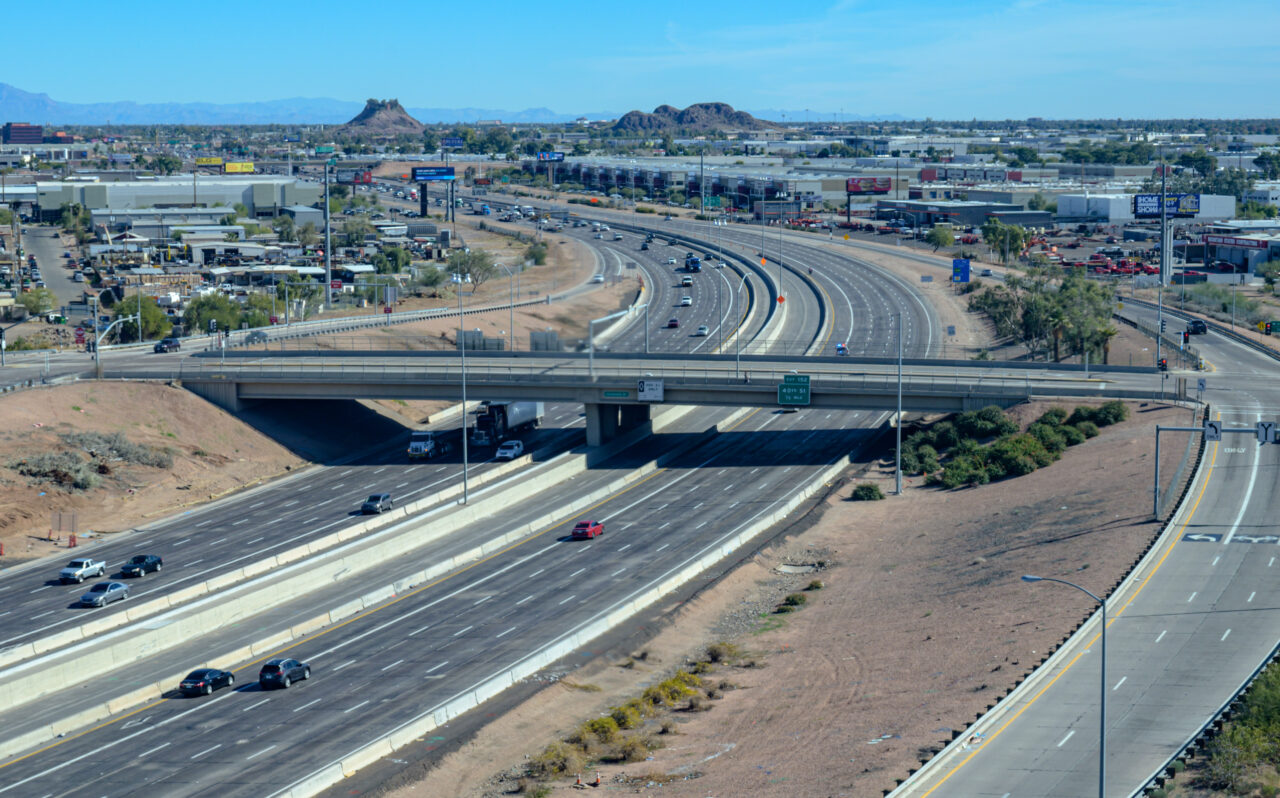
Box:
left=35, top=176, right=322, bottom=222
left=1244, top=183, right=1280, bottom=208
left=1202, top=233, right=1280, bottom=273
left=2, top=123, right=43, bottom=144
left=1056, top=193, right=1235, bottom=223
left=875, top=199, right=1053, bottom=229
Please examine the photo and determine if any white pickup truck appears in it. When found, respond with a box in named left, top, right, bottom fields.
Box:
left=60, top=558, right=107, bottom=584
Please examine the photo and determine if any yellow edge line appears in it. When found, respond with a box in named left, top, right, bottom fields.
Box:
left=919, top=412, right=1221, bottom=796
left=0, top=407, right=762, bottom=772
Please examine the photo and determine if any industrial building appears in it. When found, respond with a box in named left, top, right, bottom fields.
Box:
left=34, top=176, right=323, bottom=222
left=874, top=199, right=1053, bottom=229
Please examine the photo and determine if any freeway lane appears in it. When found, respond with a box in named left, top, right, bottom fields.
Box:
left=897, top=323, right=1280, bottom=796
left=0, top=407, right=880, bottom=797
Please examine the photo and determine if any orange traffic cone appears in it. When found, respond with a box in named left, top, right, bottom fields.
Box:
left=592, top=771, right=601, bottom=786
left=575, top=773, right=582, bottom=786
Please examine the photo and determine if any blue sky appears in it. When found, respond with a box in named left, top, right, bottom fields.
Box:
left=8, top=0, right=1278, bottom=118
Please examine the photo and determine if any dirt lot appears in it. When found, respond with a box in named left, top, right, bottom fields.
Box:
left=384, top=400, right=1198, bottom=798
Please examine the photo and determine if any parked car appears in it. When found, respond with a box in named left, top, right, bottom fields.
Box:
left=495, top=440, right=524, bottom=461
left=666, top=318, right=680, bottom=329
left=121, top=554, right=163, bottom=577
left=572, top=520, right=604, bottom=539
left=180, top=668, right=235, bottom=696
left=258, top=658, right=311, bottom=689
left=153, top=338, right=181, bottom=353
left=1187, top=319, right=1208, bottom=335
left=79, top=581, right=129, bottom=607
left=361, top=493, right=394, bottom=514
left=245, top=330, right=269, bottom=344
left=695, top=325, right=709, bottom=337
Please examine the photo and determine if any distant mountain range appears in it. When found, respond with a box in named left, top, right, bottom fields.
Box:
left=0, top=83, right=903, bottom=126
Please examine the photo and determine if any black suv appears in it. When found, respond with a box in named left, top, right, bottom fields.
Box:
left=153, top=338, right=181, bottom=353
left=258, top=658, right=311, bottom=689
left=1186, top=319, right=1208, bottom=335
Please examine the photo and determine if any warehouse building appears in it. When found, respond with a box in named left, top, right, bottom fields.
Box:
left=875, top=199, right=1053, bottom=229
left=1056, top=193, right=1235, bottom=223
left=35, top=175, right=322, bottom=222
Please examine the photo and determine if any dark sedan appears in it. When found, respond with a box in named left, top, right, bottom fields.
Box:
left=258, top=658, right=311, bottom=689
left=121, top=554, right=163, bottom=577
left=153, top=338, right=181, bottom=353
left=180, top=669, right=235, bottom=696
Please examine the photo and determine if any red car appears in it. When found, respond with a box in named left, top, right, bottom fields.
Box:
left=667, top=318, right=679, bottom=329
left=572, top=520, right=604, bottom=539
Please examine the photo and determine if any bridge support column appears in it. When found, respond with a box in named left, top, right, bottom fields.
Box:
left=619, top=404, right=652, bottom=437
left=183, top=381, right=243, bottom=414
left=584, top=403, right=620, bottom=448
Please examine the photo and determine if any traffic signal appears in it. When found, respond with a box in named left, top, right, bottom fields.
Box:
left=1267, top=322, right=1274, bottom=336
left=209, top=318, right=218, bottom=333
left=1158, top=358, right=1168, bottom=371
left=1160, top=319, right=1167, bottom=333
left=1182, top=331, right=1190, bottom=345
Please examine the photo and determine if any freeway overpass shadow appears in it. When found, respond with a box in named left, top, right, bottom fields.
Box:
left=235, top=399, right=416, bottom=465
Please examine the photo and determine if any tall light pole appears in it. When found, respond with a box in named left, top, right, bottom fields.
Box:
left=497, top=262, right=515, bottom=352
left=1022, top=574, right=1106, bottom=798
left=895, top=314, right=903, bottom=495
left=452, top=272, right=471, bottom=504
left=323, top=160, right=333, bottom=309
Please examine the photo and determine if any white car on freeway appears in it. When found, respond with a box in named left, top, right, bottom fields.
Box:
left=495, top=440, right=524, bottom=461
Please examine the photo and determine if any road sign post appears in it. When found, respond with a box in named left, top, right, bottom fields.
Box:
left=777, top=374, right=810, bottom=406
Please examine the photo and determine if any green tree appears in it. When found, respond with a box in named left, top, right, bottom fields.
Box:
left=1177, top=148, right=1217, bottom=176
left=980, top=218, right=1028, bottom=263
left=421, top=129, right=439, bottom=153
left=272, top=214, right=297, bottom=242
left=924, top=226, right=954, bottom=252
left=113, top=295, right=172, bottom=342
left=0, top=208, right=14, bottom=226
left=18, top=287, right=56, bottom=315
left=384, top=246, right=411, bottom=271
left=369, top=252, right=392, bottom=274
left=447, top=248, right=497, bottom=288
left=1253, top=150, right=1280, bottom=180
left=147, top=154, right=182, bottom=175
left=297, top=222, right=319, bottom=249
left=183, top=294, right=242, bottom=336
left=233, top=203, right=249, bottom=217
left=340, top=218, right=374, bottom=247
left=1237, top=200, right=1278, bottom=220
left=1257, top=259, right=1280, bottom=288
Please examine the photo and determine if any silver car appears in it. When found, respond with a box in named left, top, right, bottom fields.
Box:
left=80, top=581, right=129, bottom=607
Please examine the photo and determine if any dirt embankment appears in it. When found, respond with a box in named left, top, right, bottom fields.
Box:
left=383, top=401, right=1197, bottom=798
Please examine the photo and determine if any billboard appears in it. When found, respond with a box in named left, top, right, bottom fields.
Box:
left=315, top=146, right=335, bottom=154
left=441, top=136, right=465, bottom=148
left=411, top=166, right=455, bottom=182
left=336, top=169, right=373, bottom=185
left=223, top=161, right=255, bottom=174
left=1132, top=193, right=1200, bottom=218
left=846, top=177, right=892, bottom=194
left=195, top=157, right=223, bottom=166
left=536, top=152, right=566, bottom=162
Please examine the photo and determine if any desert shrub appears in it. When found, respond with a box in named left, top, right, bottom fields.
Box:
left=60, top=431, right=173, bottom=468
left=1037, top=407, right=1069, bottom=426
left=850, top=483, right=885, bottom=501
left=706, top=642, right=739, bottom=663
left=691, top=660, right=712, bottom=674
left=783, top=593, right=808, bottom=607
left=581, top=717, right=619, bottom=744
left=687, top=694, right=710, bottom=712
left=660, top=719, right=678, bottom=734
left=1094, top=400, right=1128, bottom=426
left=1060, top=425, right=1087, bottom=446
left=617, top=735, right=653, bottom=762
left=930, top=420, right=959, bottom=450
left=1074, top=420, right=1100, bottom=438
left=1028, top=422, right=1068, bottom=456
left=527, top=742, right=583, bottom=779
left=773, top=603, right=797, bottom=613
left=916, top=444, right=941, bottom=474
left=899, top=444, right=921, bottom=474
left=9, top=452, right=100, bottom=491
left=806, top=579, right=825, bottom=591
left=610, top=704, right=642, bottom=730
left=956, top=405, right=1017, bottom=439
left=990, top=433, right=1054, bottom=475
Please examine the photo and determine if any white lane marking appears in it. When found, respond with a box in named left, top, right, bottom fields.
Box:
left=558, top=594, right=576, bottom=606
left=528, top=569, right=544, bottom=579
left=380, top=659, right=404, bottom=672
left=1057, top=730, right=1075, bottom=747
left=241, top=698, right=270, bottom=713
left=496, top=626, right=517, bottom=638
left=1112, top=677, right=1127, bottom=691
left=1270, top=557, right=1276, bottom=567
left=31, top=610, right=54, bottom=620
left=693, top=502, right=703, bottom=510
left=656, top=543, right=670, bottom=552
left=186, top=559, right=204, bottom=567
left=250, top=501, right=265, bottom=509
left=246, top=744, right=277, bottom=761
left=750, top=468, right=759, bottom=474
left=1223, top=421, right=1262, bottom=545
left=516, top=595, right=534, bottom=605
left=1187, top=592, right=1197, bottom=602
left=374, top=468, right=387, bottom=474
left=1222, top=629, right=1232, bottom=642
left=617, top=544, right=631, bottom=552
left=426, top=661, right=448, bottom=673
left=211, top=537, right=227, bottom=545
left=28, top=586, right=51, bottom=594
left=473, top=595, right=491, bottom=605
left=658, top=522, right=670, bottom=529
left=314, top=499, right=333, bottom=508
left=173, top=538, right=191, bottom=546
left=343, top=700, right=369, bottom=714
left=282, top=500, right=299, bottom=508
left=1212, top=556, right=1220, bottom=566
left=190, top=743, right=222, bottom=760
left=396, top=482, right=409, bottom=489
left=453, top=625, right=473, bottom=637
left=332, top=483, right=345, bottom=489
left=408, top=624, right=433, bottom=636
left=194, top=521, right=212, bottom=528
left=1248, top=591, right=1256, bottom=603
left=569, top=568, right=585, bottom=578
left=231, top=519, right=248, bottom=526
left=611, top=568, right=626, bottom=577
left=1156, top=630, right=1167, bottom=643
left=577, top=544, right=591, bottom=552
left=333, top=659, right=356, bottom=672
left=136, top=742, right=170, bottom=759
left=620, top=522, right=634, bottom=530
left=729, top=502, right=739, bottom=509
left=303, top=517, right=319, bottom=524
left=293, top=698, right=323, bottom=713
left=247, top=537, right=264, bottom=545
left=696, top=521, right=707, bottom=529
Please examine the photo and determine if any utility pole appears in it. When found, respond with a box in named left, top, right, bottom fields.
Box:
left=1157, top=153, right=1167, bottom=369
left=323, top=161, right=332, bottom=309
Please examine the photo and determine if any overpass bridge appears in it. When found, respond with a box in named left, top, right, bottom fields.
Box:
left=119, top=351, right=1175, bottom=447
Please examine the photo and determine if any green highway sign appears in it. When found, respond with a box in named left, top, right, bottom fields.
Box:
left=778, top=374, right=810, bottom=406
left=603, top=390, right=630, bottom=398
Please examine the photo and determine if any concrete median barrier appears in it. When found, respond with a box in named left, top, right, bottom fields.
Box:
left=267, top=426, right=871, bottom=798
left=0, top=405, right=746, bottom=756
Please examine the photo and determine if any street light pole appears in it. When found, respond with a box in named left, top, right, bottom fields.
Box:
left=1022, top=575, right=1106, bottom=798
left=896, top=313, right=903, bottom=495
left=453, top=272, right=471, bottom=504
left=498, top=262, right=515, bottom=352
